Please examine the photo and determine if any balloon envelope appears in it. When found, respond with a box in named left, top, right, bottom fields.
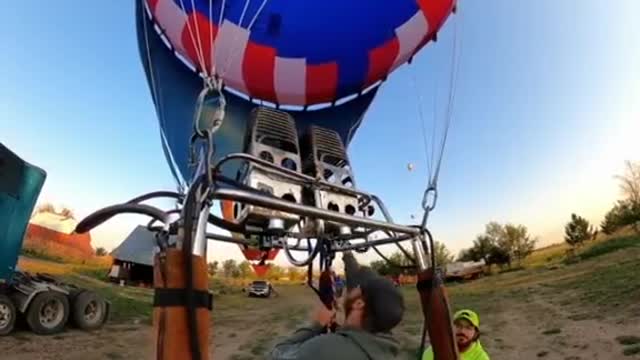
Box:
left=141, top=0, right=455, bottom=106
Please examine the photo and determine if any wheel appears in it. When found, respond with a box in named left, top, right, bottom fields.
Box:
left=71, top=291, right=107, bottom=331
left=26, top=291, right=70, bottom=335
left=0, top=294, right=17, bottom=336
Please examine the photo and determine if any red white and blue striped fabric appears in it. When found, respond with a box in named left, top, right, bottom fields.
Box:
left=144, top=0, right=455, bottom=106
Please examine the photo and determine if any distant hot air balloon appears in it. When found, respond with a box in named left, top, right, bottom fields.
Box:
left=408, top=163, right=415, bottom=172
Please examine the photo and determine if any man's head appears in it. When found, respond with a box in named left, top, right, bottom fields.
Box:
left=453, top=309, right=480, bottom=350
left=342, top=252, right=405, bottom=333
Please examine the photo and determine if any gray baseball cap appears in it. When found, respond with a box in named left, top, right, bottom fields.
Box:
left=343, top=252, right=405, bottom=333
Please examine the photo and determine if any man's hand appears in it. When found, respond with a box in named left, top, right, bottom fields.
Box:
left=311, top=302, right=336, bottom=327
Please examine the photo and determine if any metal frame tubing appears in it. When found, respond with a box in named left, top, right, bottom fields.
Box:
left=211, top=188, right=421, bottom=236
left=205, top=231, right=415, bottom=253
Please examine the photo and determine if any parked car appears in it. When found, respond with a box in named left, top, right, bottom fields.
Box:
left=247, top=280, right=273, bottom=298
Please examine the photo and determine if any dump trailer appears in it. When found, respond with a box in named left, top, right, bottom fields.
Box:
left=0, top=143, right=109, bottom=336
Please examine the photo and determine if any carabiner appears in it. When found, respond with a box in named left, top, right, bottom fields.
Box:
left=421, top=185, right=438, bottom=212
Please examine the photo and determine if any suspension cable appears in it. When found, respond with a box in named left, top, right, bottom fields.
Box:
left=208, top=0, right=214, bottom=75
left=432, top=15, right=462, bottom=189
left=410, top=66, right=431, bottom=177
left=141, top=1, right=185, bottom=189
left=418, top=11, right=463, bottom=230
left=217, top=0, right=270, bottom=80
left=177, top=0, right=208, bottom=78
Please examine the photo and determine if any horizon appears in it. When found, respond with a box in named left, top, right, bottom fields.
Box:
left=2, top=1, right=639, bottom=266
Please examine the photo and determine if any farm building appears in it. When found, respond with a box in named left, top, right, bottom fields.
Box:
left=109, top=226, right=163, bottom=286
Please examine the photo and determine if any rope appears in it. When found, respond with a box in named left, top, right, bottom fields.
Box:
left=432, top=10, right=463, bottom=189
left=209, top=0, right=214, bottom=75
left=430, top=80, right=439, bottom=182
left=218, top=0, right=227, bottom=27
left=414, top=9, right=463, bottom=221
left=410, top=69, right=431, bottom=177
left=217, top=0, right=251, bottom=79
left=218, top=0, right=269, bottom=80
left=178, top=0, right=208, bottom=77
left=190, top=0, right=208, bottom=77
left=175, top=0, right=269, bottom=90
left=416, top=9, right=464, bottom=359
left=246, top=0, right=269, bottom=30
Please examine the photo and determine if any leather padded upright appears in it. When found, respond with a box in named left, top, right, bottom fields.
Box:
left=153, top=249, right=210, bottom=360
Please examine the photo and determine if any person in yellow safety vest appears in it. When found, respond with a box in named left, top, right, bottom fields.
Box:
left=422, top=309, right=490, bottom=360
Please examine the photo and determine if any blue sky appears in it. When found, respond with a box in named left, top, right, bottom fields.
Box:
left=2, top=1, right=639, bottom=264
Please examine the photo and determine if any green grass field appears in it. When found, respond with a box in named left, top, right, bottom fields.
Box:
left=11, top=234, right=640, bottom=359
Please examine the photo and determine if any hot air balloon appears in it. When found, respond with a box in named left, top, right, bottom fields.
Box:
left=77, top=1, right=462, bottom=358
left=136, top=0, right=457, bottom=275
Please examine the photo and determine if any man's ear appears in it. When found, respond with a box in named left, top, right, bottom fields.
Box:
left=352, top=298, right=366, bottom=310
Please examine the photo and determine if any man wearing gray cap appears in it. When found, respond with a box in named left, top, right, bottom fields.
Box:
left=267, top=251, right=405, bottom=359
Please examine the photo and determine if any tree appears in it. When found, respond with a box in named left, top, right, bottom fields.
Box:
left=501, top=223, right=536, bottom=265
left=601, top=201, right=626, bottom=234
left=434, top=241, right=454, bottom=267
left=564, top=213, right=594, bottom=249
left=33, top=202, right=56, bottom=217
left=267, top=265, right=286, bottom=280
left=32, top=203, right=75, bottom=220
left=600, top=206, right=619, bottom=235
left=287, top=267, right=304, bottom=282
left=604, top=161, right=640, bottom=234
left=368, top=251, right=416, bottom=277
left=457, top=248, right=477, bottom=262
left=207, top=261, right=219, bottom=277
left=600, top=200, right=640, bottom=235
left=58, top=207, right=75, bottom=220
left=238, top=261, right=252, bottom=279
left=390, top=251, right=413, bottom=267
left=222, top=259, right=238, bottom=278
left=458, top=223, right=504, bottom=266
left=370, top=260, right=389, bottom=276
left=95, top=247, right=107, bottom=257
left=487, top=245, right=511, bottom=268
left=471, top=234, right=496, bottom=264
left=485, top=222, right=505, bottom=243
left=616, top=160, right=640, bottom=205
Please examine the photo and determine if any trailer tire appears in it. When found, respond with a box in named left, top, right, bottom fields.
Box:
left=0, top=294, right=17, bottom=336
left=26, top=291, right=69, bottom=335
left=72, top=291, right=107, bottom=331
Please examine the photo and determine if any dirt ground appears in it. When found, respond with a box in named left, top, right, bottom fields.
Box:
left=1, top=286, right=315, bottom=360
left=2, top=287, right=637, bottom=360
left=2, top=244, right=639, bottom=359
